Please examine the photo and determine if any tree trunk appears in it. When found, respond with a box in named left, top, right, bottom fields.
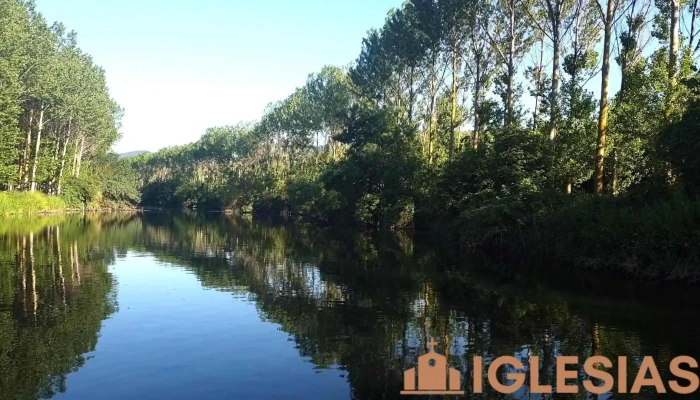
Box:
left=550, top=20, right=561, bottom=143
left=20, top=109, right=34, bottom=188
left=71, top=139, right=79, bottom=175
left=29, top=104, right=45, bottom=192
left=669, top=0, right=680, bottom=82
left=57, top=134, right=70, bottom=195
left=507, top=61, right=514, bottom=126
left=75, top=135, right=85, bottom=178
left=533, top=39, right=544, bottom=129
left=691, top=0, right=699, bottom=57
left=594, top=0, right=614, bottom=195
left=408, top=66, right=415, bottom=124
left=428, top=71, right=437, bottom=166
left=666, top=0, right=681, bottom=122
left=449, top=47, right=458, bottom=163
left=506, top=1, right=515, bottom=126
left=52, top=137, right=59, bottom=163
left=612, top=148, right=619, bottom=196
left=473, top=61, right=482, bottom=150
left=49, top=135, right=60, bottom=194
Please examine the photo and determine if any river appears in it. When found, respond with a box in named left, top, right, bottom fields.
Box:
left=0, top=212, right=698, bottom=399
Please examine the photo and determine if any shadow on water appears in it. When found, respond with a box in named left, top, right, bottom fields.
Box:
left=0, top=211, right=698, bottom=399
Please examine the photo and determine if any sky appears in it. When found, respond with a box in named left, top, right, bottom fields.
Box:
left=35, top=0, right=402, bottom=154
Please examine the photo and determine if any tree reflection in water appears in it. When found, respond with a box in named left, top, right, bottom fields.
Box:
left=0, top=212, right=698, bottom=399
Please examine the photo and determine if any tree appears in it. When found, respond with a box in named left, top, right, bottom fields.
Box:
left=483, top=0, right=535, bottom=126
left=526, top=0, right=577, bottom=143
left=594, top=0, right=624, bottom=194
left=438, top=0, right=471, bottom=162
left=0, top=0, right=124, bottom=204
left=465, top=0, right=497, bottom=149
left=0, top=0, right=30, bottom=189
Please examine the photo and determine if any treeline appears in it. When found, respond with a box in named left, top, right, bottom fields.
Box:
left=0, top=0, right=139, bottom=208
left=131, top=0, right=700, bottom=278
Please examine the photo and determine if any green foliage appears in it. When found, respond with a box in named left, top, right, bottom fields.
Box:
left=0, top=0, right=30, bottom=189
left=124, top=0, right=700, bottom=276
left=59, top=176, right=96, bottom=208
left=322, top=105, right=423, bottom=228
left=660, top=74, right=700, bottom=192
left=94, top=156, right=141, bottom=206
left=56, top=153, right=140, bottom=209
left=0, top=0, right=125, bottom=208
left=0, top=191, right=67, bottom=214
left=287, top=179, right=341, bottom=218
left=140, top=180, right=181, bottom=208
left=532, top=190, right=700, bottom=280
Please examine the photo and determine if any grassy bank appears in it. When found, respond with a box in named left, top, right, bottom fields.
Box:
left=0, top=192, right=69, bottom=215
left=451, top=189, right=700, bottom=282
left=0, top=190, right=143, bottom=215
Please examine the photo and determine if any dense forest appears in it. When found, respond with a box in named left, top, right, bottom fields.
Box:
left=0, top=0, right=139, bottom=208
left=130, top=0, right=700, bottom=278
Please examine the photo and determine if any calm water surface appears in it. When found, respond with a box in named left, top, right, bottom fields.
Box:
left=0, top=212, right=698, bottom=399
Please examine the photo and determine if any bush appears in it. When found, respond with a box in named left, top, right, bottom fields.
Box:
left=532, top=190, right=700, bottom=280
left=454, top=187, right=700, bottom=281
left=252, top=196, right=288, bottom=215
left=382, top=197, right=414, bottom=230
left=287, top=179, right=341, bottom=218
left=140, top=180, right=181, bottom=207
left=60, top=176, right=98, bottom=208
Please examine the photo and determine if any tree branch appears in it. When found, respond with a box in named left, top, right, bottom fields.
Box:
left=480, top=22, right=509, bottom=64
left=595, top=0, right=606, bottom=21
left=525, top=6, right=554, bottom=40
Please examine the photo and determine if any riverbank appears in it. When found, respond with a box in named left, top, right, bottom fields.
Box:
left=240, top=188, right=700, bottom=283
left=448, top=188, right=700, bottom=283
left=0, top=192, right=70, bottom=215
left=0, top=191, right=142, bottom=215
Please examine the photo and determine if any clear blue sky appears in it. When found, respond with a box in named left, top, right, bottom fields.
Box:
left=36, top=0, right=402, bottom=153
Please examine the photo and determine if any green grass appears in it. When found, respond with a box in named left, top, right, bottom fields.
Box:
left=0, top=191, right=69, bottom=215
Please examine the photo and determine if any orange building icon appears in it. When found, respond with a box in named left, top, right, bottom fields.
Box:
left=401, top=338, right=464, bottom=395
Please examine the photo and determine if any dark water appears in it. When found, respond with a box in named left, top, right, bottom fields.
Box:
left=0, top=212, right=698, bottom=400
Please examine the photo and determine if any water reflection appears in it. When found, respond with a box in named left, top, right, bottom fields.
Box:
left=0, top=216, right=119, bottom=400
left=0, top=212, right=698, bottom=399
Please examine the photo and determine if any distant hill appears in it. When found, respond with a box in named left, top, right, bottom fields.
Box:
left=118, top=150, right=149, bottom=159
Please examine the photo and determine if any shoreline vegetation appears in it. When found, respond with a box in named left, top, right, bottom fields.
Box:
left=125, top=0, right=700, bottom=282
left=129, top=0, right=700, bottom=282
left=0, top=1, right=140, bottom=212
left=0, top=192, right=141, bottom=215
left=2, top=1, right=700, bottom=282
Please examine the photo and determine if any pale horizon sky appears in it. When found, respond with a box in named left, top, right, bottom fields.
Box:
left=36, top=0, right=402, bottom=154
